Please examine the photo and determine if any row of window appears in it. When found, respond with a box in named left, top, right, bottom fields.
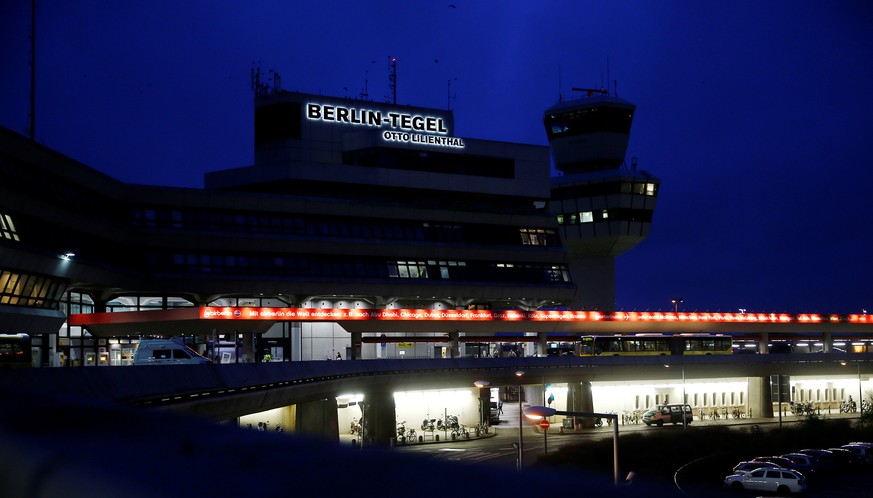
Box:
left=0, top=213, right=19, bottom=241
left=552, top=180, right=658, bottom=198
left=344, top=147, right=515, bottom=179
left=545, top=105, right=634, bottom=140
left=151, top=253, right=571, bottom=285
left=556, top=208, right=653, bottom=225
left=132, top=208, right=559, bottom=247
left=0, top=269, right=68, bottom=309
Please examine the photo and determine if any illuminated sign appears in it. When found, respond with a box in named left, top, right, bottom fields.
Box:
left=195, top=307, right=860, bottom=324
left=306, top=102, right=465, bottom=149
left=381, top=131, right=465, bottom=148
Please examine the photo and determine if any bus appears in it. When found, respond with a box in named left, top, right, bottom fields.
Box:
left=579, top=334, right=732, bottom=356
left=0, top=333, right=33, bottom=368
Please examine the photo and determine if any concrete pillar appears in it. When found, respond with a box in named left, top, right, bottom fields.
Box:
left=295, top=397, right=339, bottom=440
left=568, top=381, right=595, bottom=428
left=351, top=332, right=362, bottom=360
left=290, top=322, right=302, bottom=361
left=758, top=332, right=769, bottom=354
left=448, top=331, right=460, bottom=358
left=360, top=390, right=396, bottom=447
left=748, top=376, right=774, bottom=419
left=537, top=332, right=547, bottom=357
left=241, top=332, right=254, bottom=362
left=822, top=331, right=833, bottom=353
left=478, top=387, right=491, bottom=427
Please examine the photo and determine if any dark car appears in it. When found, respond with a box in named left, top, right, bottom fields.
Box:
left=798, top=449, right=837, bottom=472
left=827, top=447, right=862, bottom=467
left=781, top=453, right=819, bottom=476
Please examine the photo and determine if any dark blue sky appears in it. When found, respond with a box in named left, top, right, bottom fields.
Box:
left=1, top=1, right=872, bottom=314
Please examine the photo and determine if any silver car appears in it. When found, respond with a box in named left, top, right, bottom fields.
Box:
left=731, top=460, right=784, bottom=475
left=724, top=468, right=807, bottom=494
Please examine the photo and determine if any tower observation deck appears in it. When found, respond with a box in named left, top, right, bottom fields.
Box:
left=544, top=89, right=660, bottom=310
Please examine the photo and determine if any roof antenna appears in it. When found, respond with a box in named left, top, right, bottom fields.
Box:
left=606, top=56, right=611, bottom=95
left=360, top=60, right=376, bottom=101
left=29, top=0, right=38, bottom=140
left=447, top=78, right=457, bottom=110
left=387, top=56, right=397, bottom=104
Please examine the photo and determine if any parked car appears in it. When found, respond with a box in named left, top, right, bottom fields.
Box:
left=826, top=447, right=862, bottom=467
left=797, top=449, right=836, bottom=472
left=841, top=444, right=873, bottom=464
left=752, top=456, right=808, bottom=476
left=781, top=453, right=818, bottom=476
left=641, top=403, right=693, bottom=426
left=724, top=468, right=807, bottom=494
left=732, top=460, right=784, bottom=475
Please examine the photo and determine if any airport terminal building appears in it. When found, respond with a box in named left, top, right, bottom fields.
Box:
left=0, top=87, right=659, bottom=366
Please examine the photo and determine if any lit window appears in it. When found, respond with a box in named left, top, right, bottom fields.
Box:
left=0, top=213, right=20, bottom=242
left=580, top=211, right=593, bottom=223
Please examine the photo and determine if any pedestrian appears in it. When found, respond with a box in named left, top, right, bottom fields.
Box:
left=336, top=351, right=342, bottom=360
left=498, top=400, right=504, bottom=415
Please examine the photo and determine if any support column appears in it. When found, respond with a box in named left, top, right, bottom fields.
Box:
left=360, top=390, right=396, bottom=447
left=748, top=376, right=774, bottom=419
left=822, top=331, right=833, bottom=353
left=295, top=397, right=340, bottom=440
left=537, top=332, right=547, bottom=357
left=758, top=332, right=769, bottom=354
left=351, top=332, right=362, bottom=360
left=568, top=381, right=595, bottom=428
left=241, top=332, right=254, bottom=362
left=449, top=331, right=460, bottom=358
left=290, top=322, right=302, bottom=361
left=478, top=387, right=491, bottom=428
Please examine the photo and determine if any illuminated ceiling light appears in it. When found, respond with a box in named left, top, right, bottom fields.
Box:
left=60, top=251, right=75, bottom=260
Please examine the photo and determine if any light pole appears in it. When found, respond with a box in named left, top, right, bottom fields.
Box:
left=526, top=405, right=621, bottom=487
left=672, top=297, right=684, bottom=313
left=515, top=370, right=525, bottom=472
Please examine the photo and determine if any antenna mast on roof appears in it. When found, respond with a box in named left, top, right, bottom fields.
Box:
left=571, top=87, right=608, bottom=97
left=388, top=56, right=397, bottom=104
left=250, top=64, right=281, bottom=97
left=28, top=0, right=37, bottom=140
left=447, top=78, right=457, bottom=110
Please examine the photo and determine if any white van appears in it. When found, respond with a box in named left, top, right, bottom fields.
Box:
left=133, top=339, right=211, bottom=365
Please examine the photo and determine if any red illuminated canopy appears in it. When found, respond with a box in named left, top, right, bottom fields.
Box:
left=193, top=307, right=870, bottom=324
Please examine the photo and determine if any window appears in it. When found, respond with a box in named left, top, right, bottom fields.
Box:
left=519, top=228, right=556, bottom=246
left=0, top=213, right=20, bottom=241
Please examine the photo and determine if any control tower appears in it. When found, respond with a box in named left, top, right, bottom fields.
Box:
left=544, top=88, right=660, bottom=310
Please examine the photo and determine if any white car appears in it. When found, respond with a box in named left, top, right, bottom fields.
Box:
left=724, top=468, right=807, bottom=494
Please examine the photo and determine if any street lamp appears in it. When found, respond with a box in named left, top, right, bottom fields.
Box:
left=515, top=370, right=525, bottom=472
left=671, top=297, right=684, bottom=313
left=526, top=405, right=621, bottom=487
